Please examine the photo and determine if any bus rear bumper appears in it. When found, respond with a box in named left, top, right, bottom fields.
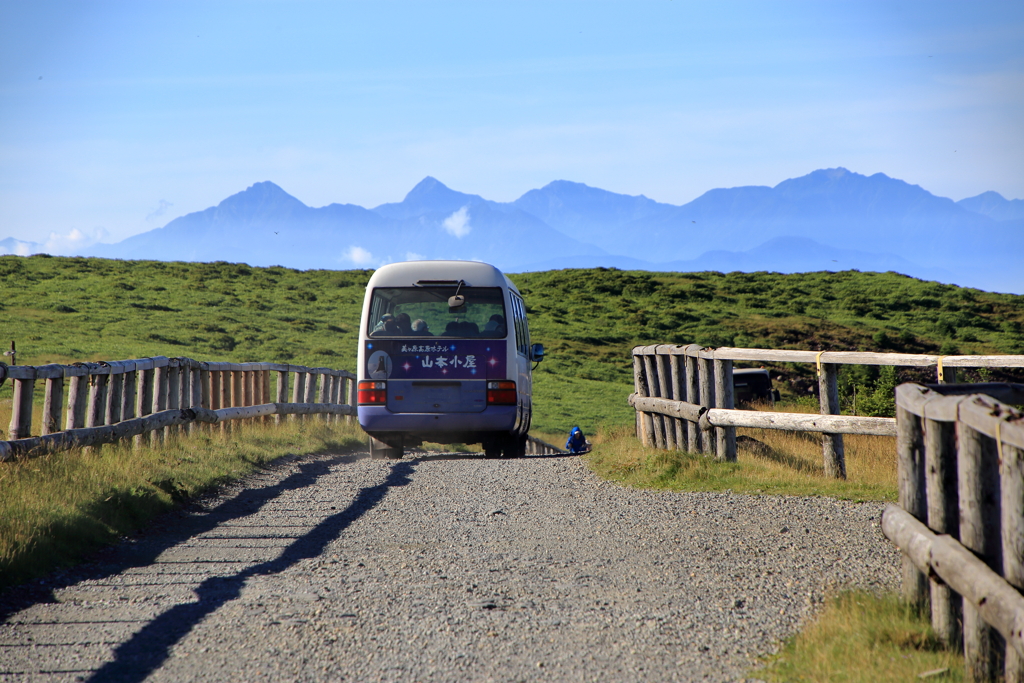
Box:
left=358, top=405, right=519, bottom=443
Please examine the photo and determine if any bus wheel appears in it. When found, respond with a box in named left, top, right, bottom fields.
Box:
left=483, top=436, right=502, bottom=459
left=502, top=433, right=527, bottom=459
left=369, top=436, right=403, bottom=460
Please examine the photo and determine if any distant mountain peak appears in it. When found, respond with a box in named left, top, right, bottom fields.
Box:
left=958, top=190, right=1024, bottom=221
left=821, top=167, right=851, bottom=180
left=219, top=180, right=303, bottom=207
left=404, top=176, right=453, bottom=202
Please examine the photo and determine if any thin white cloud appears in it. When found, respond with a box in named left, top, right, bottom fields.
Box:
left=0, top=239, right=36, bottom=256
left=146, top=199, right=174, bottom=222
left=42, top=227, right=108, bottom=255
left=442, top=206, right=471, bottom=238
left=344, top=245, right=374, bottom=265
left=405, top=251, right=424, bottom=261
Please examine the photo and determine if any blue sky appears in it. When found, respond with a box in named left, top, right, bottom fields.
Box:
left=1, top=1, right=1022, bottom=249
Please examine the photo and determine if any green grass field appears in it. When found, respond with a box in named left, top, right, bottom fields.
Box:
left=3, top=255, right=1023, bottom=437
left=2, top=255, right=1003, bottom=670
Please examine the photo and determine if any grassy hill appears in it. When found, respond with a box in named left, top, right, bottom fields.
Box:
left=2, top=255, right=1023, bottom=436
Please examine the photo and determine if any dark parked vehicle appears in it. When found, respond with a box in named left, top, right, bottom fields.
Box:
left=732, top=368, right=780, bottom=404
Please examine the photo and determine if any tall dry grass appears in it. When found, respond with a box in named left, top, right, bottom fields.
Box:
left=584, top=399, right=896, bottom=501
left=754, top=591, right=963, bottom=682
left=1, top=418, right=366, bottom=589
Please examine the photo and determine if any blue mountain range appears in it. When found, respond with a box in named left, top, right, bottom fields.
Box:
left=4, top=168, right=1022, bottom=293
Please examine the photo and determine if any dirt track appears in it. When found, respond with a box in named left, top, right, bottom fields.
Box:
left=0, top=450, right=899, bottom=682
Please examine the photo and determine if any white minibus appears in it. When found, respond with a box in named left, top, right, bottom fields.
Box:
left=356, top=261, right=544, bottom=459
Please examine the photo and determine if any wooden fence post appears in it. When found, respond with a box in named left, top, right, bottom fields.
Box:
left=246, top=367, right=255, bottom=407
left=328, top=372, right=339, bottom=422
left=106, top=364, right=123, bottom=425
left=937, top=359, right=958, bottom=384
left=653, top=348, right=673, bottom=449
left=698, top=349, right=715, bottom=456
left=9, top=375, right=36, bottom=440
left=260, top=367, right=271, bottom=422
left=66, top=370, right=90, bottom=431
left=958, top=423, right=1002, bottom=682
left=200, top=366, right=211, bottom=410
left=165, top=360, right=180, bottom=440
left=642, top=350, right=665, bottom=449
left=1000, top=434, right=1024, bottom=681
left=304, top=371, right=317, bottom=424
left=86, top=371, right=108, bottom=429
left=658, top=347, right=679, bottom=450
left=318, top=371, right=330, bottom=422
left=291, top=369, right=306, bottom=422
left=632, top=351, right=652, bottom=446
left=896, top=402, right=928, bottom=609
left=121, top=364, right=137, bottom=423
left=275, top=368, right=288, bottom=425
left=713, top=357, right=737, bottom=462
left=219, top=368, right=231, bottom=434
left=818, top=362, right=846, bottom=479
left=41, top=373, right=63, bottom=436
left=240, top=365, right=250, bottom=421
left=646, top=348, right=667, bottom=448
left=669, top=350, right=686, bottom=450
left=151, top=363, right=167, bottom=445
left=189, top=365, right=202, bottom=432
left=230, top=365, right=244, bottom=430
left=925, top=416, right=961, bottom=647
left=134, top=363, right=153, bottom=449
left=685, top=347, right=700, bottom=453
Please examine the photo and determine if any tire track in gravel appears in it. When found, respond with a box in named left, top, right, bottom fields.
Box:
left=0, top=450, right=900, bottom=682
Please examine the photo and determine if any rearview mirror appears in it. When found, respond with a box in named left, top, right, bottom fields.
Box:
left=448, top=294, right=466, bottom=309
left=530, top=343, right=545, bottom=363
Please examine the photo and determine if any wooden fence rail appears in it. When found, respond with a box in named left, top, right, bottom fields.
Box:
left=525, top=436, right=565, bottom=456
left=0, top=356, right=356, bottom=461
left=886, top=383, right=1024, bottom=682
left=631, top=344, right=1024, bottom=479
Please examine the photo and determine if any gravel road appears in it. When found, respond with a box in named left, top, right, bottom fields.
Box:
left=0, top=449, right=900, bottom=682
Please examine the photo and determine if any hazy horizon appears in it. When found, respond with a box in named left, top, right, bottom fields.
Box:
left=2, top=1, right=1022, bottom=252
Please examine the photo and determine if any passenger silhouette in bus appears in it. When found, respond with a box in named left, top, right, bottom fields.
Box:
left=371, top=313, right=394, bottom=335
left=395, top=312, right=413, bottom=335
left=483, top=314, right=506, bottom=337
left=412, top=319, right=432, bottom=335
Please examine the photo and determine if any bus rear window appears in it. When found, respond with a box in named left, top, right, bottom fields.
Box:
left=367, top=287, right=507, bottom=339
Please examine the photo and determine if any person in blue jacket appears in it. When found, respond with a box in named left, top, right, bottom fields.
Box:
left=565, top=426, right=589, bottom=454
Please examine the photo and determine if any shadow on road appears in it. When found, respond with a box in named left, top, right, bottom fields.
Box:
left=84, top=459, right=415, bottom=683
left=0, top=454, right=359, bottom=624
left=412, top=452, right=576, bottom=462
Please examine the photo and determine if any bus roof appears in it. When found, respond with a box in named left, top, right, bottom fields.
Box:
left=366, top=260, right=518, bottom=293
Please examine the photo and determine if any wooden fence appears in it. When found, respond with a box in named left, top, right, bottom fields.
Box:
left=0, top=356, right=357, bottom=461
left=883, top=382, right=1024, bottom=682
left=630, top=344, right=1024, bottom=479
left=525, top=436, right=565, bottom=456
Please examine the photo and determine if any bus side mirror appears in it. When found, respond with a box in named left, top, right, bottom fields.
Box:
left=530, top=344, right=545, bottom=363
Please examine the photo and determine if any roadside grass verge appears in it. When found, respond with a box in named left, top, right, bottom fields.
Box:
left=754, top=591, right=963, bottom=682
left=584, top=424, right=896, bottom=502
left=0, top=418, right=366, bottom=590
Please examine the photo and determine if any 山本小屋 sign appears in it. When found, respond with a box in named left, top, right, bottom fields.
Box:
left=365, top=340, right=506, bottom=380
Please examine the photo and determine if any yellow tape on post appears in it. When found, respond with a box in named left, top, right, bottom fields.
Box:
left=816, top=351, right=825, bottom=378
left=937, top=356, right=945, bottom=383
left=996, top=420, right=1003, bottom=465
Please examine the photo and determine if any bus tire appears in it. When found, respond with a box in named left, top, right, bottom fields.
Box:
left=502, top=433, right=527, bottom=459
left=483, top=435, right=502, bottom=459
left=369, top=436, right=403, bottom=460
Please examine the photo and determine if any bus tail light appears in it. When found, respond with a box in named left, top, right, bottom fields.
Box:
left=487, top=380, right=517, bottom=405
left=358, top=380, right=387, bottom=405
